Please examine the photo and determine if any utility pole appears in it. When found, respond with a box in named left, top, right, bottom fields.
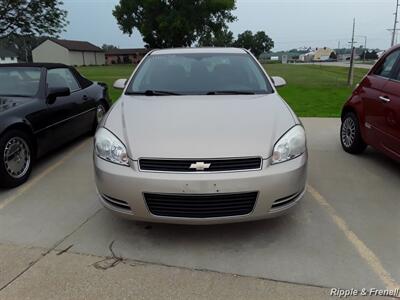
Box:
left=392, top=0, right=399, bottom=47
left=348, top=18, right=356, bottom=87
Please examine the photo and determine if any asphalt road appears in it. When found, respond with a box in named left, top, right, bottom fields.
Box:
left=0, top=118, right=399, bottom=299
left=300, top=62, right=373, bottom=69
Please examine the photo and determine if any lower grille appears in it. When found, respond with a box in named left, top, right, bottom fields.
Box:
left=102, top=195, right=131, bottom=211
left=145, top=192, right=258, bottom=218
left=270, top=192, right=301, bottom=210
left=139, top=158, right=262, bottom=172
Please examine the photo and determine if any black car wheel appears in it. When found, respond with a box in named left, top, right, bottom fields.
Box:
left=0, top=130, right=34, bottom=188
left=91, top=102, right=107, bottom=134
left=340, top=112, right=367, bottom=154
left=96, top=103, right=107, bottom=123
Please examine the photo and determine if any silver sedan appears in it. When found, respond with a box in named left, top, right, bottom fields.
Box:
left=94, top=48, right=307, bottom=224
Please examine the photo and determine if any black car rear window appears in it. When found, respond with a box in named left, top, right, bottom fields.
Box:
left=0, top=67, right=41, bottom=97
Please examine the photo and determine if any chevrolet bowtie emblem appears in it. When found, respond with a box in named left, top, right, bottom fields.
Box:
left=189, top=162, right=211, bottom=171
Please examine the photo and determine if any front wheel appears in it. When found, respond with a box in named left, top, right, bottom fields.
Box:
left=0, top=130, right=34, bottom=188
left=340, top=112, right=367, bottom=154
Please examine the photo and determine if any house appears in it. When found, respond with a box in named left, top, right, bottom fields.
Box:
left=336, top=48, right=363, bottom=61
left=299, top=51, right=315, bottom=62
left=0, top=49, right=18, bottom=64
left=260, top=51, right=303, bottom=62
left=313, top=47, right=336, bottom=61
left=105, top=48, right=150, bottom=65
left=32, top=39, right=105, bottom=66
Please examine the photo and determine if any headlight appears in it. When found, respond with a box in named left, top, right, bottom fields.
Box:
left=272, top=125, right=306, bottom=164
left=95, top=128, right=129, bottom=166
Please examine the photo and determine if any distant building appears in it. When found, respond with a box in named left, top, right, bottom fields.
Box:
left=32, top=39, right=105, bottom=66
left=299, top=51, right=315, bottom=62
left=0, top=49, right=18, bottom=64
left=377, top=51, right=385, bottom=58
left=313, top=47, right=335, bottom=61
left=336, top=48, right=363, bottom=61
left=260, top=51, right=304, bottom=62
left=105, top=48, right=150, bottom=65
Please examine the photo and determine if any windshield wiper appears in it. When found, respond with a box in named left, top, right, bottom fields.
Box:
left=206, top=91, right=256, bottom=95
left=126, top=90, right=181, bottom=96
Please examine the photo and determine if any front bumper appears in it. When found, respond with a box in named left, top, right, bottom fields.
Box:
left=94, top=154, right=308, bottom=225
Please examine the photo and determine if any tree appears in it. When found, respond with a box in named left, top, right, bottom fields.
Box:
left=234, top=30, right=274, bottom=58
left=113, top=0, right=236, bottom=48
left=0, top=34, right=46, bottom=62
left=359, top=50, right=378, bottom=60
left=198, top=28, right=234, bottom=47
left=234, top=30, right=253, bottom=50
left=102, top=44, right=119, bottom=51
left=0, top=0, right=68, bottom=39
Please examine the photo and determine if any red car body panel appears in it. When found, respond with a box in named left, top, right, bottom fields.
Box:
left=342, top=44, right=400, bottom=161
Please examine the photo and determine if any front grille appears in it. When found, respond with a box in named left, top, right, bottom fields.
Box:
left=139, top=158, right=262, bottom=172
left=145, top=192, right=258, bottom=218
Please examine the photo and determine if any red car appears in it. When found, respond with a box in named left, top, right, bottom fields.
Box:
left=341, top=45, right=400, bottom=161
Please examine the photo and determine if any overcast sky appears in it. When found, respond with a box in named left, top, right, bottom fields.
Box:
left=62, top=0, right=398, bottom=51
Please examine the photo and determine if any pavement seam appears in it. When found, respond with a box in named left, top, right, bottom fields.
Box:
left=48, top=247, right=344, bottom=292
left=0, top=241, right=334, bottom=293
left=0, top=207, right=103, bottom=293
left=307, top=184, right=400, bottom=291
left=1, top=238, right=397, bottom=298
left=0, top=139, right=89, bottom=211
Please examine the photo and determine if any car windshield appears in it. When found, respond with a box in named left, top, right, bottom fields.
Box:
left=126, top=53, right=273, bottom=95
left=0, top=67, right=41, bottom=97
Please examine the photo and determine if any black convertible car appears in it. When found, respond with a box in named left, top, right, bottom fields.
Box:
left=0, top=63, right=110, bottom=188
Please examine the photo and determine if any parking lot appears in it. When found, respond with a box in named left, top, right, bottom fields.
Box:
left=0, top=118, right=399, bottom=299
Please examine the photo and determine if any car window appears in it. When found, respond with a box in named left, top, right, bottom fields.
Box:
left=47, top=68, right=80, bottom=92
left=0, top=67, right=41, bottom=97
left=127, top=53, right=273, bottom=95
left=396, top=65, right=400, bottom=81
left=374, top=50, right=400, bottom=78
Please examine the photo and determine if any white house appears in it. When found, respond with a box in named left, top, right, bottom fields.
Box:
left=299, top=51, right=315, bottom=62
left=32, top=38, right=105, bottom=66
left=0, top=49, right=18, bottom=64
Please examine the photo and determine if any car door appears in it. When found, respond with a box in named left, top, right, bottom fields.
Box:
left=46, top=68, right=93, bottom=145
left=362, top=49, right=400, bottom=150
left=377, top=60, right=400, bottom=158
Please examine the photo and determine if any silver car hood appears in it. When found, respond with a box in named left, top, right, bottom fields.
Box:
left=105, top=94, right=296, bottom=160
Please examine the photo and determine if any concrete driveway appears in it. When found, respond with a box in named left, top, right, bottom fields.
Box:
left=0, top=118, right=399, bottom=299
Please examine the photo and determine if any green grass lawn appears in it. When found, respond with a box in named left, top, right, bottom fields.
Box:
left=77, top=65, right=135, bottom=101
left=78, top=64, right=369, bottom=117
left=264, top=64, right=368, bottom=117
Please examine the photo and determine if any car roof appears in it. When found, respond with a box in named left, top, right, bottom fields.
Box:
left=0, top=63, right=69, bottom=69
left=150, top=48, right=248, bottom=55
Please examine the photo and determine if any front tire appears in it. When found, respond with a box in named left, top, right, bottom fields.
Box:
left=0, top=130, right=34, bottom=188
left=340, top=112, right=367, bottom=154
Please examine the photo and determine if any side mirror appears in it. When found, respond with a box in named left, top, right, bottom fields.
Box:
left=47, top=87, right=70, bottom=104
left=271, top=76, right=287, bottom=88
left=113, top=79, right=127, bottom=90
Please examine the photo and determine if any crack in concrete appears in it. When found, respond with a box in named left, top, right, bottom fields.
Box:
left=92, top=240, right=124, bottom=270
